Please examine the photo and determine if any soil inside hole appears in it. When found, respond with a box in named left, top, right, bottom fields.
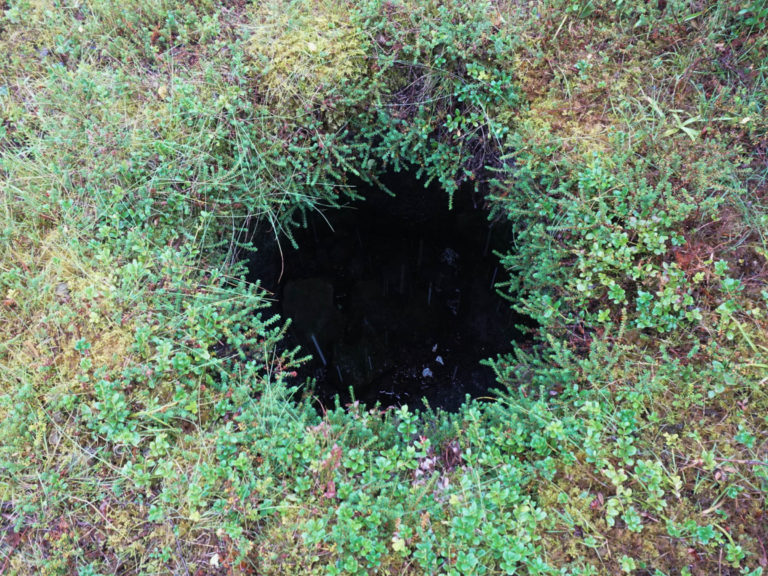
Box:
left=250, top=172, right=533, bottom=411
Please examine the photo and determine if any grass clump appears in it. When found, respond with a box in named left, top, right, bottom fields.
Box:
left=1, top=0, right=767, bottom=575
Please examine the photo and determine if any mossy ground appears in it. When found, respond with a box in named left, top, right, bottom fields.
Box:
left=1, top=1, right=767, bottom=575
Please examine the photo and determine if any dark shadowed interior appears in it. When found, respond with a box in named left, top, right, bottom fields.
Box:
left=249, top=171, right=533, bottom=411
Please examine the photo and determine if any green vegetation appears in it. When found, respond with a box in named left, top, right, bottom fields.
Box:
left=1, top=0, right=766, bottom=574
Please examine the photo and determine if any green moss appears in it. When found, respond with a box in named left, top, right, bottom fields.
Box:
left=248, top=1, right=369, bottom=114
left=1, top=0, right=767, bottom=574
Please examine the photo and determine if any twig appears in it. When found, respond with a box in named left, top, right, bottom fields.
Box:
left=715, top=457, right=768, bottom=467
left=552, top=15, right=568, bottom=42
left=169, top=517, right=191, bottom=576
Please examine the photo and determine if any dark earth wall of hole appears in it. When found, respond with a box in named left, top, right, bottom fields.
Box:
left=248, top=171, right=534, bottom=411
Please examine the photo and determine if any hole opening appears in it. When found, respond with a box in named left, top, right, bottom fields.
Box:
left=248, top=170, right=534, bottom=411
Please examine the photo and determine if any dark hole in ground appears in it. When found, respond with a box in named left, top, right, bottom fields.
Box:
left=248, top=171, right=534, bottom=411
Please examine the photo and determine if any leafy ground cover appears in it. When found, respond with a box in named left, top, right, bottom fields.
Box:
left=1, top=0, right=766, bottom=574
